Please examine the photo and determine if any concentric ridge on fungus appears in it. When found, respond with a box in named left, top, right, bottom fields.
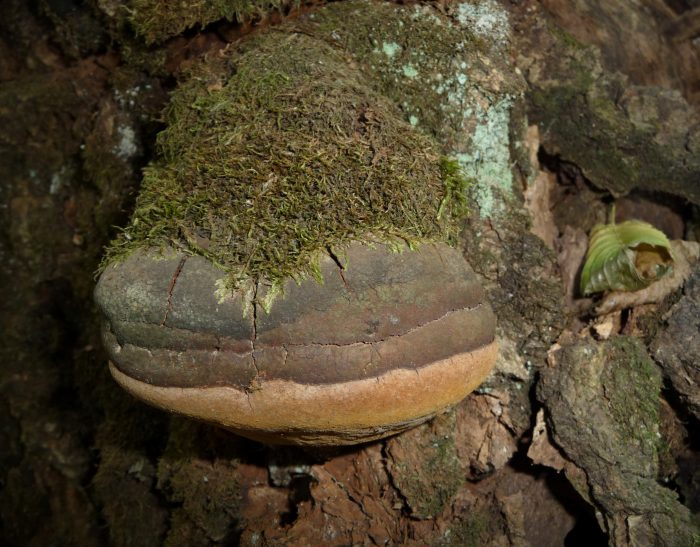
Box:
left=97, top=242, right=498, bottom=445
left=95, top=21, right=496, bottom=445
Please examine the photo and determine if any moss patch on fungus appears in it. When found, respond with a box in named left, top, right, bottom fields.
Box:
left=128, top=0, right=299, bottom=45
left=102, top=30, right=469, bottom=289
left=299, top=1, right=519, bottom=144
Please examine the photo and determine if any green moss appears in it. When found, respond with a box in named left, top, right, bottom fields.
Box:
left=529, top=26, right=700, bottom=204
left=129, top=0, right=299, bottom=44
left=532, top=83, right=635, bottom=187
left=387, top=412, right=463, bottom=519
left=439, top=512, right=488, bottom=547
left=119, top=39, right=169, bottom=76
left=300, top=0, right=523, bottom=219
left=603, top=337, right=661, bottom=463
left=547, top=21, right=586, bottom=50
left=438, top=157, right=473, bottom=223
left=157, top=420, right=242, bottom=544
left=102, top=30, right=469, bottom=289
left=301, top=1, right=518, bottom=139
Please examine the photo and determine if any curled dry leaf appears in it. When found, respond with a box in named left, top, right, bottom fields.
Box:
left=581, top=219, right=673, bottom=295
left=596, top=240, right=700, bottom=315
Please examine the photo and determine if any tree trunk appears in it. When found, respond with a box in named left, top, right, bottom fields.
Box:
left=1, top=1, right=698, bottom=545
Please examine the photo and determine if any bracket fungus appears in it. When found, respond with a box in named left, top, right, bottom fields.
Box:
left=95, top=24, right=498, bottom=445
left=96, top=243, right=497, bottom=445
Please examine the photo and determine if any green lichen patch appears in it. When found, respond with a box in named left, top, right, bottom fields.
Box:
left=102, top=30, right=468, bottom=289
left=128, top=0, right=299, bottom=45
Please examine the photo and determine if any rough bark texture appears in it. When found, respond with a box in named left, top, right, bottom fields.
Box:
left=515, top=3, right=700, bottom=204
left=1, top=1, right=698, bottom=546
left=537, top=336, right=697, bottom=545
left=652, top=267, right=700, bottom=422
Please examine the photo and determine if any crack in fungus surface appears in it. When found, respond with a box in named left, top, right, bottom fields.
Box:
left=160, top=255, right=187, bottom=326
left=251, top=283, right=259, bottom=378
left=111, top=303, right=484, bottom=352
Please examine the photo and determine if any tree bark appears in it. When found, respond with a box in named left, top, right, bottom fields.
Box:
left=1, top=1, right=698, bottom=545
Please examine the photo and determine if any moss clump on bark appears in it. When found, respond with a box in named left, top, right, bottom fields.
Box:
left=128, top=0, right=299, bottom=44
left=386, top=412, right=463, bottom=519
left=603, top=337, right=661, bottom=463
left=156, top=420, right=242, bottom=544
left=299, top=0, right=524, bottom=218
left=525, top=21, right=700, bottom=205
left=101, top=30, right=469, bottom=290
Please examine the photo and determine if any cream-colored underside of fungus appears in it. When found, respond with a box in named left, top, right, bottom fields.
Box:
left=110, top=341, right=497, bottom=445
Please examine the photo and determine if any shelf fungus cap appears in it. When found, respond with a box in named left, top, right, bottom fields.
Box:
left=95, top=242, right=497, bottom=445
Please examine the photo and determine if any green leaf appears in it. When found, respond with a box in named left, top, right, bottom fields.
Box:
left=580, top=220, right=673, bottom=295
